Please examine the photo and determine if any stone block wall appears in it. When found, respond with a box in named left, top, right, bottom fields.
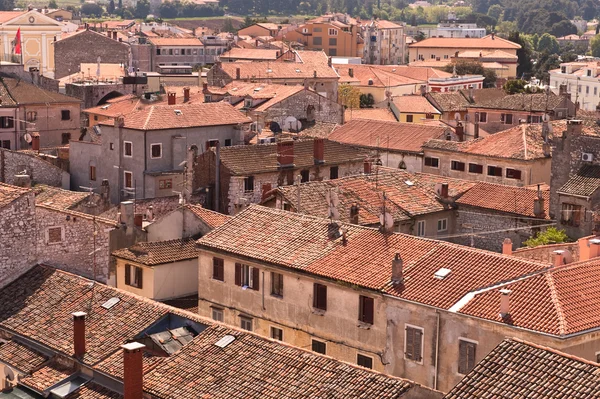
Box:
left=0, top=192, right=37, bottom=287
left=266, top=90, right=343, bottom=126
left=0, top=149, right=68, bottom=188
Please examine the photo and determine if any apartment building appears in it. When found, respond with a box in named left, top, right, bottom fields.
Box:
left=549, top=61, right=600, bottom=111
left=362, top=19, right=405, bottom=65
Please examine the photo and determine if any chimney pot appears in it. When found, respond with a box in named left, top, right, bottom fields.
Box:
left=183, top=87, right=190, bottom=102
left=167, top=92, right=176, bottom=105
left=454, top=121, right=464, bottom=141
left=134, top=213, right=143, bottom=228
left=235, top=67, right=241, bottom=80
left=391, top=253, right=403, bottom=283
left=499, top=289, right=511, bottom=317
left=202, top=82, right=208, bottom=92
left=122, top=342, right=145, bottom=399
left=72, top=311, right=87, bottom=358
left=502, top=238, right=512, bottom=255
left=313, top=138, right=324, bottom=164
left=566, top=119, right=583, bottom=136
left=553, top=250, right=565, bottom=266
left=349, top=68, right=354, bottom=78
left=31, top=132, right=40, bottom=151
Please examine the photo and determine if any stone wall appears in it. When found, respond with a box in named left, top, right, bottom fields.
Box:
left=54, top=30, right=130, bottom=79
left=0, top=191, right=37, bottom=287
left=512, top=241, right=580, bottom=264
left=0, top=149, right=69, bottom=188
left=265, top=89, right=343, bottom=127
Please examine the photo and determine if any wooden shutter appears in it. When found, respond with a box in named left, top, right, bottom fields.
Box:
left=314, top=284, right=327, bottom=310
left=313, top=284, right=319, bottom=308
left=405, top=327, right=414, bottom=359
left=235, top=263, right=242, bottom=286
left=467, top=342, right=476, bottom=372
left=213, top=258, right=224, bottom=281
left=414, top=329, right=422, bottom=361
left=136, top=267, right=143, bottom=289
left=252, top=267, right=260, bottom=291
left=458, top=341, right=467, bottom=374
left=360, top=296, right=374, bottom=324
left=125, top=264, right=131, bottom=286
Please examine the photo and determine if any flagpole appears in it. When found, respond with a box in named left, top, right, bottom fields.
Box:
left=19, top=29, right=23, bottom=66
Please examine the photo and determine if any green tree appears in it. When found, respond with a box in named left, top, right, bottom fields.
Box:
left=523, top=227, right=569, bottom=248
left=134, top=0, right=150, bottom=18
left=48, top=0, right=57, bottom=8
left=487, top=4, right=502, bottom=20
left=503, top=79, right=527, bottom=94
left=359, top=93, right=374, bottom=108
left=509, top=31, right=533, bottom=78
left=443, top=60, right=497, bottom=88
left=81, top=3, right=104, bottom=17
left=108, top=0, right=115, bottom=13
left=222, top=18, right=235, bottom=33
left=549, top=20, right=577, bottom=37
left=591, top=35, right=600, bottom=58
left=537, top=33, right=559, bottom=54
left=338, top=84, right=361, bottom=109
left=118, top=0, right=122, bottom=8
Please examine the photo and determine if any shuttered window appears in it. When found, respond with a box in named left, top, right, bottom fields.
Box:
left=124, top=264, right=143, bottom=289
left=405, top=326, right=423, bottom=362
left=313, top=283, right=327, bottom=311
left=358, top=295, right=374, bottom=324
left=235, top=263, right=259, bottom=290
left=212, top=257, right=224, bottom=281
left=458, top=340, right=477, bottom=374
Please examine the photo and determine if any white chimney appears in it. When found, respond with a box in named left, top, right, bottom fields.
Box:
left=499, top=289, right=511, bottom=317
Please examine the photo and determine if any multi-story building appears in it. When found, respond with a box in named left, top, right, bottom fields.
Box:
left=549, top=61, right=600, bottom=112
left=362, top=20, right=405, bottom=65
left=282, top=14, right=362, bottom=57
left=238, top=22, right=289, bottom=38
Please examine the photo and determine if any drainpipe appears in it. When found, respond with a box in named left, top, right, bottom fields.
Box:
left=434, top=310, right=440, bottom=390
left=262, top=271, right=265, bottom=310
left=215, top=141, right=220, bottom=212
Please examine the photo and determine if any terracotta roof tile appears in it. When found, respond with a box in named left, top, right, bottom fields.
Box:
left=33, top=185, right=89, bottom=210
left=380, top=65, right=452, bottom=80
left=112, top=238, right=199, bottom=266
left=329, top=119, right=449, bottom=153
left=147, top=37, right=202, bottom=46
left=220, top=48, right=281, bottom=60
left=335, top=64, right=423, bottom=87
left=426, top=92, right=470, bottom=112
left=473, top=92, right=565, bottom=111
left=215, top=139, right=366, bottom=175
left=0, top=340, right=47, bottom=374
left=99, top=103, right=250, bottom=130
left=0, top=182, right=30, bottom=209
left=186, top=204, right=231, bottom=229
left=409, top=35, right=521, bottom=49
left=65, top=382, right=123, bottom=399
left=558, top=164, right=600, bottom=197
left=392, top=95, right=441, bottom=114
left=0, top=11, right=25, bottom=23
left=344, top=108, right=397, bottom=122
left=298, top=121, right=339, bottom=138
left=457, top=182, right=550, bottom=219
left=444, top=338, right=600, bottom=399
left=1, top=78, right=81, bottom=105
left=20, top=362, right=76, bottom=392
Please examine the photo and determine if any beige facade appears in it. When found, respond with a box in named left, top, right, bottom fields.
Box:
left=0, top=11, right=63, bottom=78
left=284, top=22, right=362, bottom=58
left=362, top=21, right=405, bottom=65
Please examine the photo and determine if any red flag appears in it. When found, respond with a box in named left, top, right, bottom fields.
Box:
left=12, top=28, right=21, bottom=55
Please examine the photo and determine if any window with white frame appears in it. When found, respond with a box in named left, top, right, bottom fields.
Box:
left=417, top=220, right=426, bottom=237
left=46, top=226, right=64, bottom=244
left=150, top=143, right=162, bottom=159
left=437, top=218, right=447, bottom=232
left=124, top=171, right=133, bottom=189
left=405, top=325, right=424, bottom=363
left=211, top=307, right=224, bottom=322
left=270, top=326, right=283, bottom=341
left=124, top=141, right=133, bottom=157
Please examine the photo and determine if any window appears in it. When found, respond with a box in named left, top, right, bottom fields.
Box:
left=358, top=295, right=374, bottom=324
left=487, top=165, right=502, bottom=177
left=156, top=48, right=161, bottom=55
left=500, top=113, right=513, bottom=124
left=207, top=139, right=219, bottom=148
left=235, top=263, right=259, bottom=290
left=271, top=272, right=283, bottom=297
left=417, top=220, right=425, bottom=237
left=204, top=94, right=212, bottom=102
left=244, top=98, right=253, bottom=108
left=458, top=340, right=477, bottom=374
left=357, top=354, right=373, bottom=369
left=61, top=133, right=71, bottom=144
left=405, top=325, right=423, bottom=362
left=89, top=165, right=96, bottom=181
left=406, top=114, right=414, bottom=123
left=329, top=166, right=339, bottom=180
left=596, top=87, right=598, bottom=96
left=451, top=160, right=465, bottom=171
left=313, top=27, right=322, bottom=32
left=0, top=117, right=14, bottom=128
left=300, top=169, right=309, bottom=183
left=124, top=264, right=143, bottom=289
left=1, top=140, right=9, bottom=149
left=437, top=218, right=447, bottom=232
left=61, top=110, right=70, bottom=120
left=270, top=326, right=283, bottom=341
left=329, top=48, right=337, bottom=56
left=313, top=283, right=327, bottom=311
left=124, top=141, right=133, bottom=157
left=211, top=307, right=223, bottom=322
left=596, top=352, right=600, bottom=363
left=47, top=226, right=63, bottom=244
left=561, top=203, right=582, bottom=226
left=313, top=37, right=322, bottom=45
left=328, top=28, right=337, bottom=35
left=587, top=86, right=590, bottom=94
left=588, top=70, right=593, bottom=77
left=527, top=115, right=541, bottom=123
left=506, top=168, right=522, bottom=180
left=26, top=111, right=37, bottom=121
left=329, top=38, right=337, bottom=46
left=212, top=257, right=224, bottom=281
left=224, top=139, right=232, bottom=147
left=312, top=339, right=326, bottom=354
left=424, top=157, right=439, bottom=168
left=110, top=143, right=114, bottom=150
left=124, top=171, right=133, bottom=189
left=240, top=316, right=253, bottom=331
left=151, top=143, right=162, bottom=159
left=158, top=179, right=172, bottom=189
left=478, top=112, right=487, bottom=123
left=244, top=176, right=255, bottom=192
left=468, top=163, right=483, bottom=174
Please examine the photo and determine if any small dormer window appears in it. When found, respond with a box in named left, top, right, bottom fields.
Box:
left=588, top=69, right=592, bottom=77
left=244, top=98, right=252, bottom=108
left=561, top=66, right=566, bottom=73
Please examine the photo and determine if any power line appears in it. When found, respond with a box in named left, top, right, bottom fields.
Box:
left=428, top=221, right=558, bottom=240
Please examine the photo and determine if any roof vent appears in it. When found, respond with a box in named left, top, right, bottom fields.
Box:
left=101, top=104, right=110, bottom=110
left=434, top=268, right=451, bottom=280
left=174, top=109, right=182, bottom=115
left=404, top=180, right=414, bottom=186
left=101, top=297, right=121, bottom=309
left=214, top=334, right=236, bottom=348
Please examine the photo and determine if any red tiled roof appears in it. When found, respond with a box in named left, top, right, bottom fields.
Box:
left=379, top=65, right=453, bottom=80
left=112, top=238, right=200, bottom=266
left=220, top=48, right=281, bottom=60
left=0, top=11, right=25, bottom=23
left=392, top=95, right=441, bottom=114
left=335, top=64, right=423, bottom=87
left=65, top=382, right=123, bottom=399
left=344, top=108, right=397, bottom=122
left=409, top=35, right=521, bottom=50
left=33, top=185, right=89, bottom=210
left=147, top=37, right=202, bottom=46
left=444, top=338, right=600, bottom=399
left=0, top=182, right=30, bottom=209
left=457, top=182, right=550, bottom=219
left=186, top=204, right=231, bottom=229
left=20, top=362, right=76, bottom=392
left=329, top=119, right=449, bottom=153
left=99, top=103, right=250, bottom=130
left=0, top=340, right=47, bottom=374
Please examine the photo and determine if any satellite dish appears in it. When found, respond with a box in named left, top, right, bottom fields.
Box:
left=379, top=212, right=394, bottom=231
left=23, top=133, right=32, bottom=143
left=0, top=365, right=18, bottom=390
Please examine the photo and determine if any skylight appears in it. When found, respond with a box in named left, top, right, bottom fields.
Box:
left=434, top=268, right=451, bottom=280
left=405, top=180, right=414, bottom=186
left=214, top=334, right=235, bottom=348
left=101, top=297, right=120, bottom=309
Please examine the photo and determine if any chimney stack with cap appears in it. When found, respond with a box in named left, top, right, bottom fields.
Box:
left=73, top=312, right=87, bottom=358
left=350, top=204, right=359, bottom=224
left=440, top=183, right=449, bottom=199
left=392, top=253, right=403, bottom=283
left=533, top=185, right=546, bottom=218
left=236, top=67, right=241, bottom=80
left=120, top=201, right=135, bottom=233
left=183, top=87, right=190, bottom=102
left=455, top=121, right=464, bottom=142
left=277, top=141, right=294, bottom=168
left=122, top=342, right=145, bottom=399
left=349, top=68, right=354, bottom=78
left=167, top=92, right=176, bottom=105
left=313, top=138, right=324, bottom=164
left=474, top=113, right=480, bottom=139
left=499, top=289, right=511, bottom=317
left=31, top=132, right=40, bottom=151
left=566, top=119, right=583, bottom=137
left=553, top=250, right=565, bottom=266
left=502, top=238, right=513, bottom=255
left=202, top=82, right=208, bottom=92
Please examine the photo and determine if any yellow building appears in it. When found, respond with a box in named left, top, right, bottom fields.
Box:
left=390, top=95, right=441, bottom=123
left=0, top=10, right=63, bottom=78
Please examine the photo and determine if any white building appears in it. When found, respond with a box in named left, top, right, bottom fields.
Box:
left=549, top=61, right=600, bottom=111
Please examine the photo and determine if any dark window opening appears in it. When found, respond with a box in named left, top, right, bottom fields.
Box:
left=313, top=283, right=327, bottom=310
left=487, top=166, right=502, bottom=177
left=312, top=339, right=326, bottom=354
left=468, top=163, right=483, bottom=174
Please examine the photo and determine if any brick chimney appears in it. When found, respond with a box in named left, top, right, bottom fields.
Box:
left=122, top=342, right=145, bottom=399
left=566, top=119, right=583, bottom=137
left=440, top=183, right=449, bottom=199
left=31, top=132, right=40, bottom=151
left=313, top=138, right=324, bottom=164
left=499, top=289, right=511, bottom=317
left=363, top=159, right=372, bottom=174
left=183, top=87, right=190, bottom=102
left=348, top=68, right=354, bottom=78
left=277, top=141, right=294, bottom=168
left=455, top=121, right=464, bottom=142
left=113, top=31, right=117, bottom=40
left=202, top=82, right=208, bottom=92
left=502, top=238, right=512, bottom=255
left=235, top=67, right=241, bottom=80
left=350, top=204, right=359, bottom=224
left=168, top=92, right=177, bottom=105
left=72, top=311, right=87, bottom=358
left=134, top=213, right=143, bottom=228
left=533, top=185, right=545, bottom=218
left=473, top=113, right=480, bottom=139
left=553, top=250, right=565, bottom=266
left=391, top=253, right=403, bottom=284
left=13, top=174, right=31, bottom=188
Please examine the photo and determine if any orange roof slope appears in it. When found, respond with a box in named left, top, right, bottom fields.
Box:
left=186, top=204, right=232, bottom=228
left=344, top=108, right=397, bottom=122
left=392, top=95, right=441, bottom=114
left=409, top=35, right=521, bottom=50
left=335, top=64, right=424, bottom=86
left=112, top=238, right=200, bottom=266
left=220, top=48, right=281, bottom=60
left=329, top=119, right=448, bottom=153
